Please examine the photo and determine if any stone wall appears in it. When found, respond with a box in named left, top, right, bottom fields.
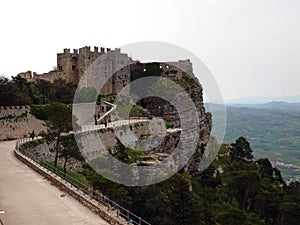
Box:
left=24, top=141, right=83, bottom=171
left=0, top=106, right=46, bottom=141
left=19, top=47, right=133, bottom=97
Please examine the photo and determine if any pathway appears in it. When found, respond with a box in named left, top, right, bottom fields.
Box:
left=0, top=140, right=109, bottom=225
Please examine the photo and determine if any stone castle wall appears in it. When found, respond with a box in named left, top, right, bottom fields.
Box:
left=18, top=46, right=193, bottom=97
left=19, top=46, right=133, bottom=96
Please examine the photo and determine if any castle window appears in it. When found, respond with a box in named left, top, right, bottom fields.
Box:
left=72, top=65, right=76, bottom=70
left=58, top=66, right=62, bottom=71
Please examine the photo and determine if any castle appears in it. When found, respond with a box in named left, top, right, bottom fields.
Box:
left=19, top=46, right=193, bottom=95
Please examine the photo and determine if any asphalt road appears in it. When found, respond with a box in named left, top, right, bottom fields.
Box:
left=0, top=140, right=109, bottom=225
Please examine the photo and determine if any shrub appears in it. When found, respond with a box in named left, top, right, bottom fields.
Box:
left=30, top=104, right=49, bottom=120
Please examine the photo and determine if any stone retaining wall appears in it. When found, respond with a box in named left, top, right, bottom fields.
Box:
left=0, top=106, right=46, bottom=141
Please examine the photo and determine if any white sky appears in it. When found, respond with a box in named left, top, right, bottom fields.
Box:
left=0, top=0, right=299, bottom=101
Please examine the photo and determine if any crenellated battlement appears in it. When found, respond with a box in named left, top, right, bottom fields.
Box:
left=18, top=46, right=194, bottom=97
left=58, top=46, right=113, bottom=57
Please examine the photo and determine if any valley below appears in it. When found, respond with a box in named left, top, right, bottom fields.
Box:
left=209, top=102, right=300, bottom=182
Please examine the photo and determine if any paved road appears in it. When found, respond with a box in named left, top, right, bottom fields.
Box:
left=0, top=140, right=109, bottom=225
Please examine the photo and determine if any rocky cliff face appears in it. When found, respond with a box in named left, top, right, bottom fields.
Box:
left=132, top=69, right=212, bottom=174
left=17, top=61, right=212, bottom=184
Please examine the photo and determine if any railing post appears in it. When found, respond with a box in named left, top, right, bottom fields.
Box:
left=139, top=217, right=141, bottom=225
left=127, top=209, right=130, bottom=223
left=104, top=196, right=108, bottom=210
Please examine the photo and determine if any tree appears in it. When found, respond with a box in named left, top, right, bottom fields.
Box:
left=33, top=79, right=52, bottom=104
left=51, top=78, right=77, bottom=103
left=131, top=172, right=204, bottom=225
left=222, top=169, right=260, bottom=210
left=60, top=135, right=83, bottom=178
left=0, top=76, right=32, bottom=105
left=44, top=102, right=72, bottom=170
left=75, top=86, right=97, bottom=103
left=11, top=75, right=28, bottom=91
left=230, top=137, right=254, bottom=162
left=256, top=158, right=274, bottom=178
left=256, top=158, right=286, bottom=187
left=278, top=181, right=300, bottom=224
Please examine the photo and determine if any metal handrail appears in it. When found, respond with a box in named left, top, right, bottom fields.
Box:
left=77, top=118, right=150, bottom=134
left=15, top=137, right=151, bottom=225
left=97, top=100, right=117, bottom=124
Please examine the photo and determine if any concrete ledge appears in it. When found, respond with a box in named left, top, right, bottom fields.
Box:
left=14, top=149, right=127, bottom=225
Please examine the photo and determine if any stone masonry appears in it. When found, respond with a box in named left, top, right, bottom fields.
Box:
left=0, top=106, right=46, bottom=140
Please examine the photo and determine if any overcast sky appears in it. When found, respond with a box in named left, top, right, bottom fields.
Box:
left=0, top=0, right=299, bottom=101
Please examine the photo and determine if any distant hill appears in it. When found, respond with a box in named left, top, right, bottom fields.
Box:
left=225, top=95, right=300, bottom=104
left=230, top=101, right=300, bottom=111
left=204, top=102, right=300, bottom=181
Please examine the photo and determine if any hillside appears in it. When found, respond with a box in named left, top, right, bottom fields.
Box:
left=210, top=103, right=300, bottom=181
left=230, top=101, right=300, bottom=111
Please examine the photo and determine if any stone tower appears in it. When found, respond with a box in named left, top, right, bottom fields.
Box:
left=56, top=46, right=133, bottom=95
left=57, top=46, right=109, bottom=84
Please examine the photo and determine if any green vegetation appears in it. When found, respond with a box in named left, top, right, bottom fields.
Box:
left=19, top=139, right=44, bottom=153
left=112, top=138, right=153, bottom=164
left=96, top=94, right=116, bottom=105
left=116, top=103, right=144, bottom=117
left=221, top=107, right=300, bottom=151
left=74, top=86, right=97, bottom=103
left=164, top=119, right=171, bottom=129
left=60, top=135, right=84, bottom=178
left=174, top=73, right=199, bottom=102
left=0, top=111, right=27, bottom=120
left=30, top=104, right=49, bottom=120
left=130, top=62, right=163, bottom=81
left=0, top=75, right=76, bottom=106
left=114, top=147, right=153, bottom=164
left=42, top=102, right=73, bottom=170
left=213, top=106, right=300, bottom=180
left=7, top=66, right=300, bottom=224
left=22, top=134, right=300, bottom=225
left=141, top=63, right=163, bottom=77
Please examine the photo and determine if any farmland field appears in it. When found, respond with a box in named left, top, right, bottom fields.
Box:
left=209, top=103, right=300, bottom=181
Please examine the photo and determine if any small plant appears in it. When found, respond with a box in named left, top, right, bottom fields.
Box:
left=20, top=139, right=44, bottom=151
left=0, top=114, right=14, bottom=120
left=113, top=147, right=154, bottom=164
left=164, top=120, right=171, bottom=129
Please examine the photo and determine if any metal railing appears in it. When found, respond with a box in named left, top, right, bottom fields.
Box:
left=77, top=118, right=150, bottom=134
left=15, top=137, right=151, bottom=225
left=97, top=100, right=117, bottom=124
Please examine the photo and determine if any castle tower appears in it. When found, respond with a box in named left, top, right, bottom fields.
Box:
left=56, top=46, right=134, bottom=96
left=57, top=48, right=79, bottom=83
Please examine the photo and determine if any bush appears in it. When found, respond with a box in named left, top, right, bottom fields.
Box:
left=30, top=104, right=49, bottom=120
left=75, top=87, right=97, bottom=103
